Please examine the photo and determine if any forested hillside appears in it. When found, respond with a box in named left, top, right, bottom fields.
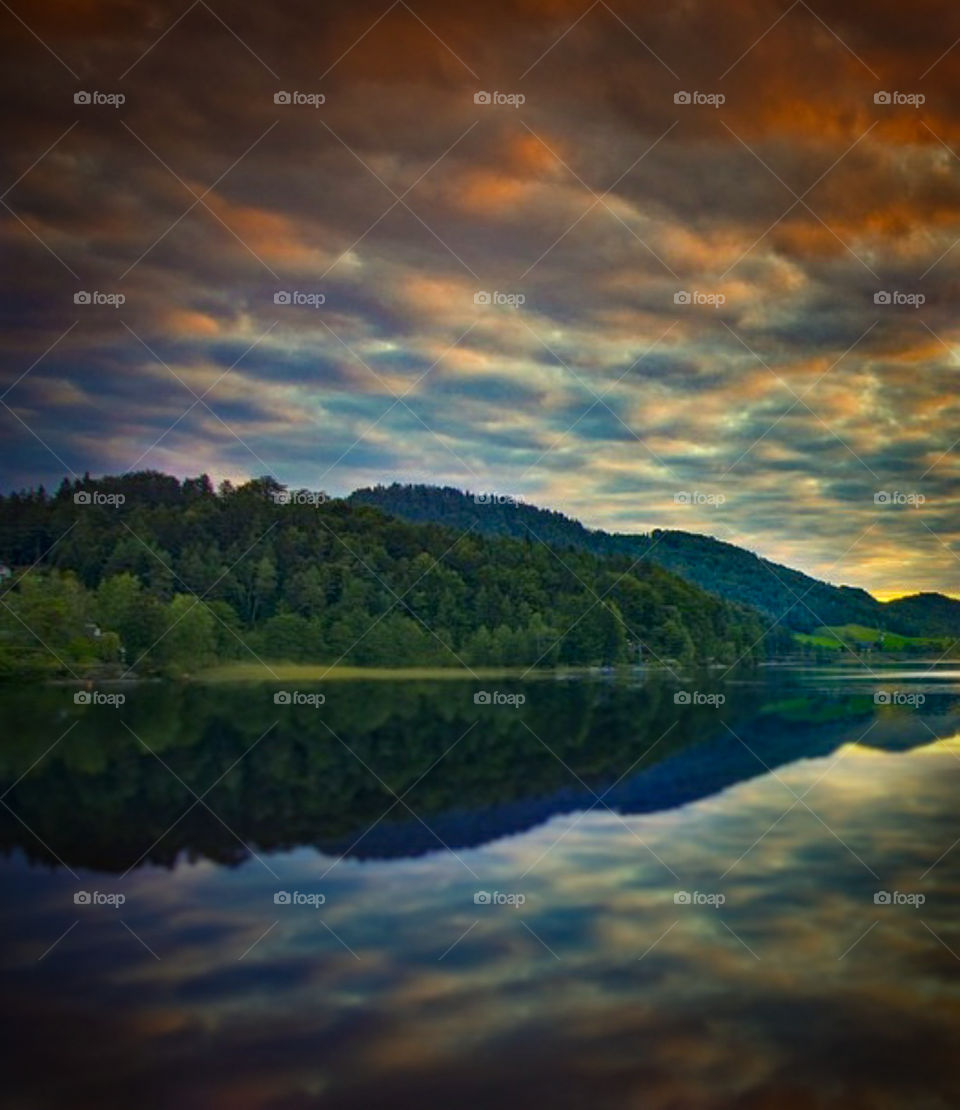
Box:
left=350, top=484, right=959, bottom=636
left=0, top=472, right=775, bottom=678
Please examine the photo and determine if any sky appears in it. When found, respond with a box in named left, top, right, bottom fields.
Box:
left=1, top=0, right=959, bottom=598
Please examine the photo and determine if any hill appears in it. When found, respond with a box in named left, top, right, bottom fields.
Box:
left=348, top=484, right=959, bottom=639
left=0, top=472, right=772, bottom=678
left=881, top=592, right=960, bottom=638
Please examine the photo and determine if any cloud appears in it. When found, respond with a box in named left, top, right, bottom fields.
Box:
left=3, top=0, right=960, bottom=592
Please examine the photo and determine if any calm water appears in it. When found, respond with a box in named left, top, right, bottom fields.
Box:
left=2, top=667, right=960, bottom=1108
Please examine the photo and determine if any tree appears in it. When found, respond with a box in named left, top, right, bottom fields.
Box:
left=158, top=595, right=218, bottom=672
left=96, top=573, right=166, bottom=662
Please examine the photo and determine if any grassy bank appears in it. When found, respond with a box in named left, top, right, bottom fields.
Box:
left=195, top=662, right=575, bottom=683
left=794, top=624, right=955, bottom=653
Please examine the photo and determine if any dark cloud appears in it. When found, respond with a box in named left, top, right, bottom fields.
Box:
left=3, top=0, right=960, bottom=591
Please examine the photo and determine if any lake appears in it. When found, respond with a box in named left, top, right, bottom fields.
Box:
left=2, top=665, right=959, bottom=1108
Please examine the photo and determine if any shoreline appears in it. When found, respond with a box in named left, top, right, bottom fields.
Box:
left=194, top=663, right=610, bottom=683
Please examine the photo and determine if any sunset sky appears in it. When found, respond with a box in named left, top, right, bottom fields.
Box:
left=2, top=0, right=960, bottom=596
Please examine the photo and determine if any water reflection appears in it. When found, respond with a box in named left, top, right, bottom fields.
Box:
left=1, top=674, right=956, bottom=870
left=2, top=671, right=959, bottom=1108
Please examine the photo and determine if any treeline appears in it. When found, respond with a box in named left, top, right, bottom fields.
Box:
left=347, top=483, right=882, bottom=631
left=350, top=483, right=960, bottom=636
left=0, top=471, right=779, bottom=678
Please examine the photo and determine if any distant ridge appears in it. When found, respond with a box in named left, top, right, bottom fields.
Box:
left=348, top=483, right=960, bottom=637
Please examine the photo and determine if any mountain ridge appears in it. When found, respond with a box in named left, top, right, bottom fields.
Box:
left=347, top=483, right=960, bottom=638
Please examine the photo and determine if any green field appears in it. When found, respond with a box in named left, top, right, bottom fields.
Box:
left=794, top=624, right=953, bottom=652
